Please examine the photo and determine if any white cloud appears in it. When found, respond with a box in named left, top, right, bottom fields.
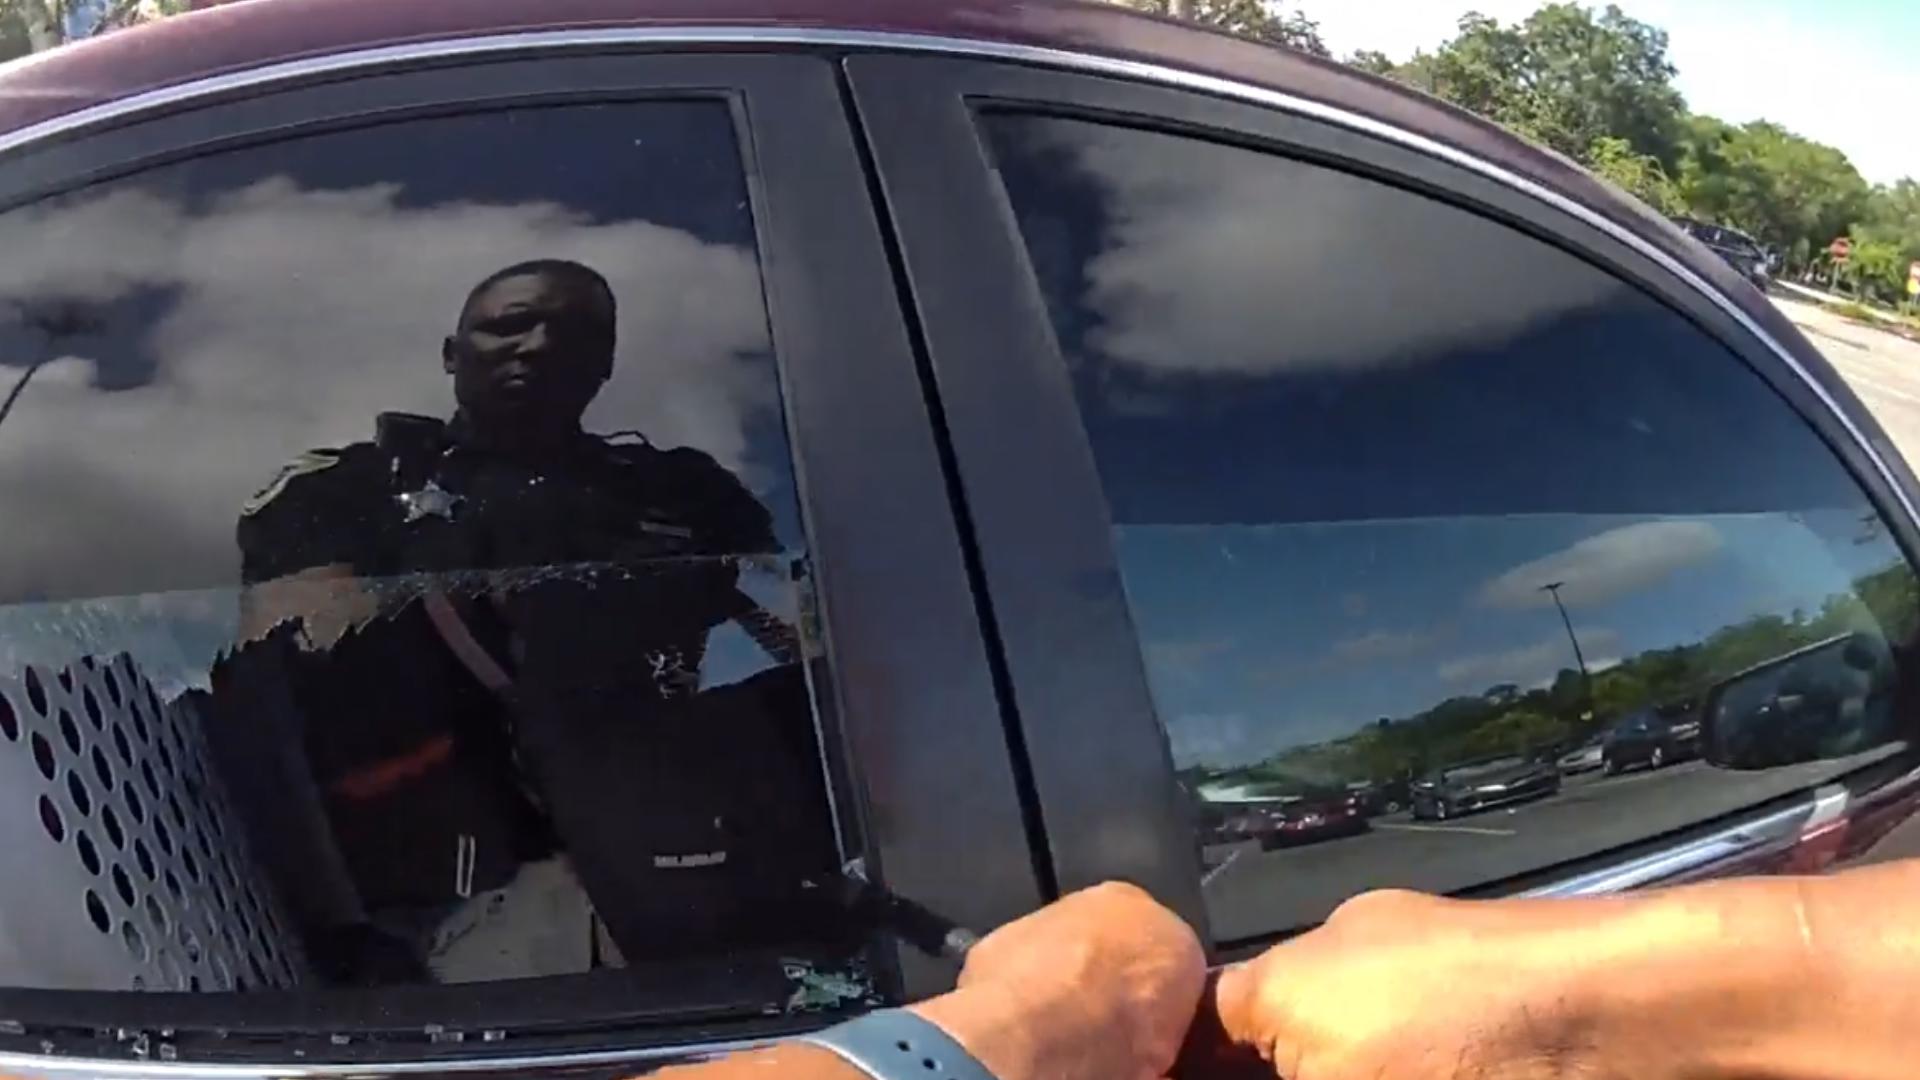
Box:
left=0, top=179, right=773, bottom=607
left=1437, top=628, right=1621, bottom=687
left=1474, top=520, right=1724, bottom=611
left=1049, top=121, right=1615, bottom=380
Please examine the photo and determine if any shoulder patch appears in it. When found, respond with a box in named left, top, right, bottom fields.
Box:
left=241, top=449, right=343, bottom=518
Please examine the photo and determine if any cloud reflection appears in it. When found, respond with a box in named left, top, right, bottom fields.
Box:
left=0, top=179, right=773, bottom=604
left=1474, top=520, right=1725, bottom=611
left=1043, top=119, right=1617, bottom=379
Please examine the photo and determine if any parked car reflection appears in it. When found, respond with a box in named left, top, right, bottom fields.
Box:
left=1411, top=754, right=1561, bottom=820
left=1343, top=776, right=1412, bottom=817
left=1674, top=217, right=1773, bottom=291
left=1201, top=793, right=1369, bottom=850
left=1556, top=734, right=1607, bottom=776
left=1601, top=702, right=1702, bottom=774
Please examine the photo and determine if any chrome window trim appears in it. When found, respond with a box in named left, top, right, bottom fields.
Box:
left=1517, top=783, right=1854, bottom=899
left=0, top=1037, right=759, bottom=1079
left=1, top=22, right=1914, bottom=1074
left=1517, top=801, right=1811, bottom=898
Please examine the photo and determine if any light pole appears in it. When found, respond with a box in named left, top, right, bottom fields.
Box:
left=0, top=299, right=102, bottom=435
left=0, top=360, right=47, bottom=432
left=1539, top=581, right=1593, bottom=717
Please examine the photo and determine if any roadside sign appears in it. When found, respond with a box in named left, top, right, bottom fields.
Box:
left=1909, top=261, right=1920, bottom=297
left=1829, top=236, right=1853, bottom=263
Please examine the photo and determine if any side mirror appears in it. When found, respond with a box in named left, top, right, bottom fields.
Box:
left=1702, top=634, right=1892, bottom=769
left=1843, top=636, right=1878, bottom=672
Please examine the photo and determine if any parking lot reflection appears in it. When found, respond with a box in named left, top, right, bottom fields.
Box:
left=1175, top=515, right=1920, bottom=939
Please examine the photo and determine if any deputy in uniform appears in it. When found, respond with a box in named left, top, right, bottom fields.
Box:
left=223, top=260, right=837, bottom=985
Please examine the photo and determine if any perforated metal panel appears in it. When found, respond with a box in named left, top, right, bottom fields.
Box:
left=0, top=654, right=304, bottom=991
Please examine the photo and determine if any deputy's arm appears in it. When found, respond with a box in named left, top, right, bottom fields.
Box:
left=238, top=562, right=382, bottom=646
left=1200, top=857, right=1920, bottom=1080
left=656, top=882, right=1205, bottom=1080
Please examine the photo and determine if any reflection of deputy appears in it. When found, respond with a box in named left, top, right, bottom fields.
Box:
left=227, top=260, right=826, bottom=983
left=239, top=258, right=774, bottom=623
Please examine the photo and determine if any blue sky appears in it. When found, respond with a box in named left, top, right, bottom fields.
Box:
left=1137, top=509, right=1903, bottom=770
left=1301, top=0, right=1918, bottom=186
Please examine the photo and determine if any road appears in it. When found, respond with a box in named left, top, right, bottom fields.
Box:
left=1202, top=747, right=1897, bottom=941
left=1776, top=296, right=1920, bottom=866
left=1776, top=296, right=1920, bottom=467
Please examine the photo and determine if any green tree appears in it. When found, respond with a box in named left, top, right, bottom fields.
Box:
left=1586, top=134, right=1684, bottom=214
left=0, top=0, right=185, bottom=59
left=1345, top=48, right=1398, bottom=77
left=1847, top=238, right=1907, bottom=304
left=1371, top=5, right=1687, bottom=169
left=0, top=7, right=28, bottom=60
left=1465, top=708, right=1571, bottom=757
left=1676, top=117, right=1871, bottom=263
left=1110, top=0, right=1330, bottom=56
left=1587, top=665, right=1650, bottom=723
left=1858, top=180, right=1920, bottom=280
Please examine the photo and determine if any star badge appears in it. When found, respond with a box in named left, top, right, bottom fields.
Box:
left=397, top=479, right=464, bottom=523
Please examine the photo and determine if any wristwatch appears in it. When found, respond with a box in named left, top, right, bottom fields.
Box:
left=800, top=1009, right=1000, bottom=1080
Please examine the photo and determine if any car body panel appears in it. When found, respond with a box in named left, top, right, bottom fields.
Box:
left=1, top=3, right=1919, bottom=1074
left=1675, top=217, right=1771, bottom=290
left=0, top=0, right=1841, bottom=404
left=1411, top=758, right=1561, bottom=819
left=1263, top=797, right=1370, bottom=849
left=1557, top=741, right=1606, bottom=775
left=1203, top=796, right=1368, bottom=850
left=1, top=0, right=1900, bottom=922
left=846, top=48, right=1920, bottom=927
left=1343, top=778, right=1411, bottom=816
left=1604, top=706, right=1704, bottom=773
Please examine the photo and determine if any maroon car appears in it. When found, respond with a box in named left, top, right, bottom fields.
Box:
left=0, top=0, right=1916, bottom=1074
left=1260, top=795, right=1370, bottom=851
left=1206, top=794, right=1366, bottom=850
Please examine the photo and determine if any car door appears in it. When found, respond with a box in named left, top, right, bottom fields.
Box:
left=1610, top=716, right=1649, bottom=764
left=0, top=46, right=1034, bottom=1070
left=847, top=54, right=1920, bottom=952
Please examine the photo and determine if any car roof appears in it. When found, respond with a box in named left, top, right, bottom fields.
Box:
left=0, top=0, right=1802, bottom=352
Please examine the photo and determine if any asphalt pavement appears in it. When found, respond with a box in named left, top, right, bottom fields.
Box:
left=1776, top=296, right=1920, bottom=467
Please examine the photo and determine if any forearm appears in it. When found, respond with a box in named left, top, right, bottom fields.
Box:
left=1526, top=859, right=1920, bottom=1080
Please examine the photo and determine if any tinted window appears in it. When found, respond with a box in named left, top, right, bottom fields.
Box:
left=981, top=113, right=1918, bottom=941
left=0, top=103, right=861, bottom=1006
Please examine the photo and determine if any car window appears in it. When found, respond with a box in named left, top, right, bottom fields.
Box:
left=0, top=101, right=863, bottom=1006
left=978, top=112, right=1918, bottom=942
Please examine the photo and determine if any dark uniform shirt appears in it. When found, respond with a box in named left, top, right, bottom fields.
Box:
left=229, top=413, right=832, bottom=967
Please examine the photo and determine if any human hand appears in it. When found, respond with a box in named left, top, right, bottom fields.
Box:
left=911, top=881, right=1206, bottom=1080
left=1192, top=889, right=1616, bottom=1080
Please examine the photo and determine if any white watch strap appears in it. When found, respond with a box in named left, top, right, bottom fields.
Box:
left=800, top=1009, right=1000, bottom=1080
